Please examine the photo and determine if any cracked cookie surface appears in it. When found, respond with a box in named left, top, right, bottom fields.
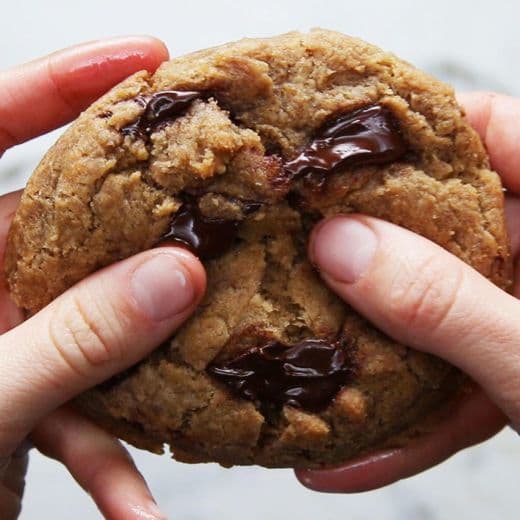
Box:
left=4, top=29, right=512, bottom=468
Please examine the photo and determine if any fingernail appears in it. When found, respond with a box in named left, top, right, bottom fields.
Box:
left=129, top=502, right=168, bottom=520
left=131, top=252, right=195, bottom=321
left=311, top=217, right=377, bottom=284
left=296, top=450, right=399, bottom=493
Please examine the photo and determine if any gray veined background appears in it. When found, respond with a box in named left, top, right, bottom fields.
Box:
left=1, top=0, right=518, bottom=518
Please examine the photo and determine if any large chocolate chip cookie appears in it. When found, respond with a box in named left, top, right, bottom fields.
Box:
left=5, top=30, right=511, bottom=467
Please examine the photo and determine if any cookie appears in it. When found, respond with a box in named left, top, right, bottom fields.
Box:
left=5, top=30, right=511, bottom=468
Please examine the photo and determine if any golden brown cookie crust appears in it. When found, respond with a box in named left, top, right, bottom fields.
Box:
left=5, top=29, right=511, bottom=468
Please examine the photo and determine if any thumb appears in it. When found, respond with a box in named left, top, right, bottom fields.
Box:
left=0, top=247, right=205, bottom=454
left=310, top=215, right=520, bottom=430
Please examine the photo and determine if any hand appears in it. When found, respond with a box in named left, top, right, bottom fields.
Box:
left=296, top=92, right=520, bottom=493
left=0, top=38, right=207, bottom=519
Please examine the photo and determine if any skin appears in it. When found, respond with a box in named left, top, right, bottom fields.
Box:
left=0, top=38, right=207, bottom=519
left=296, top=92, right=520, bottom=493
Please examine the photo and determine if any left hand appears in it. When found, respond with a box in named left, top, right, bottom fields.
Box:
left=0, top=36, right=177, bottom=519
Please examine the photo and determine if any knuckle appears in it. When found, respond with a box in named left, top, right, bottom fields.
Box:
left=45, top=55, right=76, bottom=116
left=0, top=86, right=20, bottom=151
left=387, top=254, right=463, bottom=335
left=48, top=292, right=125, bottom=377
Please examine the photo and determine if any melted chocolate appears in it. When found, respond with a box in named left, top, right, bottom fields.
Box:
left=238, top=200, right=262, bottom=215
left=207, top=337, right=355, bottom=412
left=160, top=201, right=239, bottom=260
left=283, top=104, right=406, bottom=180
left=121, top=90, right=203, bottom=139
left=150, top=103, right=406, bottom=262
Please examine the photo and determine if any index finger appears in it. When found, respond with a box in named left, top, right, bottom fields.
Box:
left=33, top=407, right=166, bottom=520
left=0, top=36, right=169, bottom=154
left=295, top=388, right=505, bottom=493
left=458, top=91, right=520, bottom=193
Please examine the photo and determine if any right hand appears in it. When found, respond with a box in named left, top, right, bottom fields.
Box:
left=296, top=92, right=520, bottom=493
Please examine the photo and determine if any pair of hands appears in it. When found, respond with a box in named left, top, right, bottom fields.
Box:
left=0, top=37, right=518, bottom=519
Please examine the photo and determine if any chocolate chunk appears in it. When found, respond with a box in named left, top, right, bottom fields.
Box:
left=159, top=201, right=239, bottom=260
left=207, top=337, right=356, bottom=412
left=239, top=200, right=263, bottom=215
left=121, top=90, right=203, bottom=139
left=283, top=104, right=407, bottom=180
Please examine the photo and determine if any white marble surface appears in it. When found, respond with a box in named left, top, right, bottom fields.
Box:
left=0, top=1, right=519, bottom=518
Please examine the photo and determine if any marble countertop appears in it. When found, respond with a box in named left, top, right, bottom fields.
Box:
left=1, top=0, right=518, bottom=518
